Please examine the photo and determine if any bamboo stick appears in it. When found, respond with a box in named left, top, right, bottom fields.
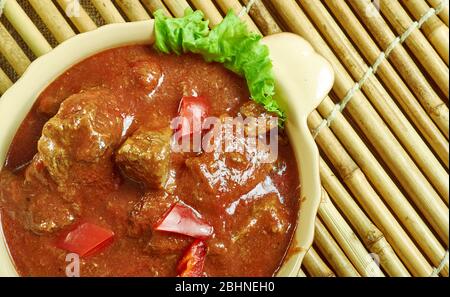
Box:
left=0, top=23, right=31, bottom=76
left=427, top=0, right=450, bottom=26
left=28, top=0, right=75, bottom=43
left=270, top=0, right=449, bottom=244
left=0, top=67, right=12, bottom=95
left=404, top=0, right=449, bottom=65
left=162, top=0, right=190, bottom=17
left=241, top=0, right=282, bottom=35
left=55, top=0, right=97, bottom=32
left=312, top=103, right=449, bottom=276
left=91, top=0, right=125, bottom=23
left=379, top=0, right=449, bottom=97
left=214, top=0, right=261, bottom=34
left=350, top=0, right=449, bottom=137
left=302, top=247, right=336, bottom=277
left=324, top=0, right=448, bottom=168
left=190, top=0, right=223, bottom=27
left=434, top=252, right=450, bottom=276
left=116, top=0, right=151, bottom=21
left=2, top=0, right=52, bottom=57
left=319, top=160, right=417, bottom=277
left=319, top=188, right=385, bottom=277
left=314, top=219, right=361, bottom=277
left=141, top=0, right=172, bottom=17
left=310, top=111, right=431, bottom=276
left=297, top=269, right=307, bottom=277
left=299, top=0, right=449, bottom=204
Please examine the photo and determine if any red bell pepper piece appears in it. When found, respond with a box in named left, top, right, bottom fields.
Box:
left=154, top=202, right=214, bottom=239
left=178, top=96, right=209, bottom=137
left=57, top=222, right=115, bottom=257
left=177, top=239, right=208, bottom=277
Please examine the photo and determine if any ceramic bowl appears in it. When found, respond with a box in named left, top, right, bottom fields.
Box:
left=0, top=20, right=334, bottom=276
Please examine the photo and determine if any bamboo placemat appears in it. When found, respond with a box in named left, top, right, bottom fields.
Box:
left=0, top=0, right=448, bottom=277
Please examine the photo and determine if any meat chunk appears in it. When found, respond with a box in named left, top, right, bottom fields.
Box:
left=128, top=191, right=177, bottom=237
left=240, top=101, right=273, bottom=119
left=187, top=152, right=256, bottom=194
left=0, top=169, right=78, bottom=234
left=24, top=193, right=79, bottom=234
left=116, top=127, right=172, bottom=189
left=239, top=101, right=278, bottom=136
left=231, top=193, right=290, bottom=243
left=130, top=60, right=162, bottom=93
left=185, top=120, right=274, bottom=200
left=37, top=88, right=123, bottom=191
left=24, top=154, right=57, bottom=191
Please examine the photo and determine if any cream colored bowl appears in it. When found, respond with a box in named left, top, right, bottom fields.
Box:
left=0, top=21, right=334, bottom=277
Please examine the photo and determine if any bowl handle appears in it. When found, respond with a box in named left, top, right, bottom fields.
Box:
left=262, top=33, right=334, bottom=119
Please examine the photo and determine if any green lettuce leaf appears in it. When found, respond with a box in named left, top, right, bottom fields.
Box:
left=153, top=8, right=285, bottom=121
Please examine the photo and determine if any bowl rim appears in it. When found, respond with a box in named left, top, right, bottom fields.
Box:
left=0, top=20, right=331, bottom=277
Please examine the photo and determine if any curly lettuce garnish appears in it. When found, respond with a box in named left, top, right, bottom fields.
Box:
left=154, top=8, right=285, bottom=122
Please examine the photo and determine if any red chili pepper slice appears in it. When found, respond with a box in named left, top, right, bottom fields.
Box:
left=57, top=222, right=115, bottom=257
left=178, top=96, right=209, bottom=137
left=154, top=202, right=214, bottom=239
left=177, top=239, right=208, bottom=277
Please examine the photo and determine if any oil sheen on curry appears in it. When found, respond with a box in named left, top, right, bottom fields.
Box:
left=0, top=45, right=300, bottom=277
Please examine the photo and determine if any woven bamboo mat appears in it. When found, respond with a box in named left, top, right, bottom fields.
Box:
left=0, top=0, right=449, bottom=277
